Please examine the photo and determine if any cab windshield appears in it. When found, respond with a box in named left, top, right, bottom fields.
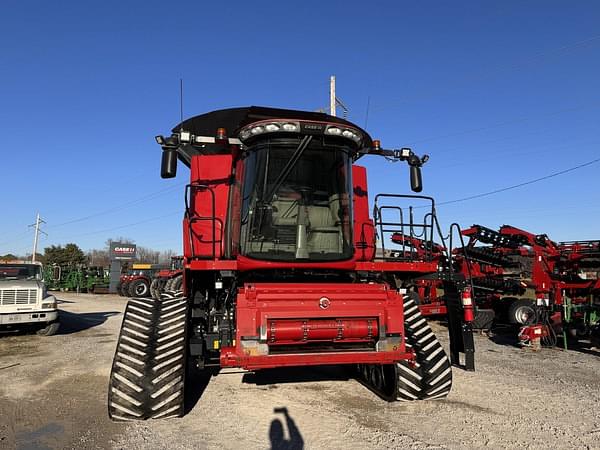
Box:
left=0, top=264, right=42, bottom=280
left=240, top=137, right=353, bottom=261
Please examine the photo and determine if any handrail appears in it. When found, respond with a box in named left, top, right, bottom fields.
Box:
left=185, top=183, right=221, bottom=260
left=372, top=194, right=436, bottom=262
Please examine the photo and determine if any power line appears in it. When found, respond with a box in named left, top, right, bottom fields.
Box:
left=51, top=211, right=181, bottom=240
left=437, top=157, right=600, bottom=207
left=0, top=230, right=32, bottom=248
left=46, top=182, right=185, bottom=229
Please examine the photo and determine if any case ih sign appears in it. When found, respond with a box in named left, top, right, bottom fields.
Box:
left=109, top=243, right=137, bottom=260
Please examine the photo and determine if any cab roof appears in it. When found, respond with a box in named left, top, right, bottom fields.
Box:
left=172, top=106, right=373, bottom=146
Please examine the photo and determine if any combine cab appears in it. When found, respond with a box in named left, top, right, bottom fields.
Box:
left=108, top=106, right=475, bottom=420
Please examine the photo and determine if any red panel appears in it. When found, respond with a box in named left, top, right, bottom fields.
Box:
left=352, top=165, right=376, bottom=261
left=224, top=282, right=407, bottom=369
left=355, top=261, right=438, bottom=273
left=187, top=260, right=238, bottom=270
left=236, top=255, right=355, bottom=272
left=220, top=349, right=413, bottom=369
left=186, top=154, right=232, bottom=259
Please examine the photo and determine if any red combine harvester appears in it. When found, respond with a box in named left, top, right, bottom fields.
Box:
left=108, top=106, right=475, bottom=421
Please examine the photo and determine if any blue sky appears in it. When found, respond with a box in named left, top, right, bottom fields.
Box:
left=1, top=1, right=599, bottom=256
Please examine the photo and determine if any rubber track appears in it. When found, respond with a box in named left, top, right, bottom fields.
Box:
left=397, top=295, right=452, bottom=401
left=108, top=291, right=188, bottom=421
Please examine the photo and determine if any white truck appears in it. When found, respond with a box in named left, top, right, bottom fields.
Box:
left=0, top=261, right=59, bottom=335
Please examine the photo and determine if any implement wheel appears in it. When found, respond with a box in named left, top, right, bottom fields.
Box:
left=508, top=299, right=536, bottom=325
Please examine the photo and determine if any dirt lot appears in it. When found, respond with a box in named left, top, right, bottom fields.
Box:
left=1, top=293, right=600, bottom=450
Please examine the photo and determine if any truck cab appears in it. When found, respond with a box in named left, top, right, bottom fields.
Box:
left=0, top=261, right=60, bottom=335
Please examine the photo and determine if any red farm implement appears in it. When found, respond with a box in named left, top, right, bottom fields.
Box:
left=454, top=224, right=600, bottom=349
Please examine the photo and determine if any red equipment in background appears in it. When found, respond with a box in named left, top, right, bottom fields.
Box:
left=108, top=106, right=475, bottom=421
left=149, top=256, right=184, bottom=299
left=453, top=224, right=600, bottom=348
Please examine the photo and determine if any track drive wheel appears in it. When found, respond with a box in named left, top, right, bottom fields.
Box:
left=108, top=291, right=189, bottom=421
left=397, top=295, right=452, bottom=400
left=356, top=295, right=452, bottom=402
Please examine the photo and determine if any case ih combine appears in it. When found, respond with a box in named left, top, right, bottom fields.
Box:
left=108, top=106, right=475, bottom=421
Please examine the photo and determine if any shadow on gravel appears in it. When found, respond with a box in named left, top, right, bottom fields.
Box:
left=269, top=407, right=304, bottom=450
left=242, top=365, right=351, bottom=386
left=487, top=325, right=521, bottom=348
left=56, top=310, right=121, bottom=335
left=184, top=367, right=218, bottom=414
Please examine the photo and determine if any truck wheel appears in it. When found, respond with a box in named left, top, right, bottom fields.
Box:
left=397, top=295, right=452, bottom=401
left=128, top=280, right=150, bottom=298
left=108, top=292, right=189, bottom=421
left=150, top=278, right=160, bottom=300
left=171, top=275, right=183, bottom=292
left=164, top=278, right=175, bottom=292
left=508, top=299, right=536, bottom=325
left=120, top=281, right=131, bottom=297
left=37, top=321, right=60, bottom=336
left=117, top=282, right=124, bottom=296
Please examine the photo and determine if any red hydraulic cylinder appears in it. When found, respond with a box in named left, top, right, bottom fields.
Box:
left=266, top=318, right=378, bottom=344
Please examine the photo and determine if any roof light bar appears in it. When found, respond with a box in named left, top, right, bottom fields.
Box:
left=238, top=120, right=363, bottom=144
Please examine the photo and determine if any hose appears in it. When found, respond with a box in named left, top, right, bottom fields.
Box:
left=538, top=307, right=558, bottom=347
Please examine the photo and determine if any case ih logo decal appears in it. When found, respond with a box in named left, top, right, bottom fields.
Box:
left=114, top=247, right=135, bottom=253
left=109, top=243, right=137, bottom=260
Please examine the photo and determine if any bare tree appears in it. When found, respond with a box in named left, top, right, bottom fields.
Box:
left=159, top=249, right=176, bottom=264
left=136, top=246, right=160, bottom=264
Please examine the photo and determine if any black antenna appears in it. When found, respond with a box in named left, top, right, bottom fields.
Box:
left=364, top=95, right=371, bottom=128
left=179, top=78, right=184, bottom=130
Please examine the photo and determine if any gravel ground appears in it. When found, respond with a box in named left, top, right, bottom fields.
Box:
left=1, top=293, right=599, bottom=450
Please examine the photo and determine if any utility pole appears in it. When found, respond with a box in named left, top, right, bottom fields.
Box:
left=330, top=75, right=336, bottom=117
left=29, top=213, right=47, bottom=262
left=329, top=75, right=349, bottom=119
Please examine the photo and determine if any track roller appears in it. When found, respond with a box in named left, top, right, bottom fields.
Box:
left=108, top=291, right=189, bottom=421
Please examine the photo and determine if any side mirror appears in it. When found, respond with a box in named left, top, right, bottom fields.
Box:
left=410, top=165, right=423, bottom=192
left=161, top=149, right=178, bottom=178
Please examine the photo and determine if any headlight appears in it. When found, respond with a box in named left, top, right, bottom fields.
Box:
left=265, top=123, right=280, bottom=132
left=41, top=301, right=57, bottom=309
left=282, top=123, right=298, bottom=131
